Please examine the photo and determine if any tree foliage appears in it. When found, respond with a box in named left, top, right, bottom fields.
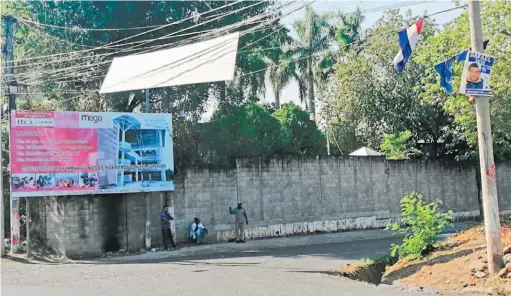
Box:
left=274, top=103, right=325, bottom=155
left=326, top=2, right=511, bottom=161
left=380, top=130, right=416, bottom=160
left=200, top=102, right=291, bottom=166
left=2, top=0, right=283, bottom=116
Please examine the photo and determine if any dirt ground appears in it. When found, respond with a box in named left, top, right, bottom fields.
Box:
left=384, top=219, right=511, bottom=295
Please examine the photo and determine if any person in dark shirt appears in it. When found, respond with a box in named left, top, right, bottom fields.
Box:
left=161, top=205, right=176, bottom=250
left=466, top=63, right=484, bottom=89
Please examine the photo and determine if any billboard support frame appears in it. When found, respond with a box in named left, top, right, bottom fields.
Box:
left=144, top=89, right=151, bottom=250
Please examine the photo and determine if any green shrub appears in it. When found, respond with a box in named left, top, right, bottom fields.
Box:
left=386, top=192, right=453, bottom=259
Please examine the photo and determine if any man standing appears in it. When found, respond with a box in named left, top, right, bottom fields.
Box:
left=161, top=205, right=176, bottom=250
left=229, top=202, right=248, bottom=243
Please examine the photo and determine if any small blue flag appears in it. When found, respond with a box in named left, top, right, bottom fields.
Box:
left=435, top=57, right=455, bottom=94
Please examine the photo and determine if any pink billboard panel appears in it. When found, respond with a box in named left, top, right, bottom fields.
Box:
left=10, top=110, right=174, bottom=197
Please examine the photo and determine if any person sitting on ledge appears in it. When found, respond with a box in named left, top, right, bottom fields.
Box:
left=189, top=217, right=208, bottom=245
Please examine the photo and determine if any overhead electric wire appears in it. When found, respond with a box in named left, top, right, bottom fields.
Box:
left=12, top=1, right=270, bottom=79
left=11, top=1, right=306, bottom=90
left=16, top=17, right=169, bottom=31
left=4, top=0, right=242, bottom=64
left=6, top=0, right=439, bottom=71
left=9, top=21, right=274, bottom=71
left=11, top=1, right=304, bottom=85
left=20, top=21, right=104, bottom=50
left=118, top=1, right=269, bottom=54
left=97, top=1, right=312, bottom=91
left=8, top=2, right=467, bottom=98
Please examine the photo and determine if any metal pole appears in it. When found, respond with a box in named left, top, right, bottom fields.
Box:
left=326, top=124, right=330, bottom=156
left=468, top=0, right=503, bottom=274
left=326, top=110, right=331, bottom=156
left=2, top=15, right=20, bottom=253
left=26, top=198, right=31, bottom=257
left=144, top=89, right=151, bottom=249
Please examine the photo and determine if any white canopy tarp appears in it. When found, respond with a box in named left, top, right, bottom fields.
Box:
left=99, top=32, right=240, bottom=94
left=349, top=147, right=383, bottom=156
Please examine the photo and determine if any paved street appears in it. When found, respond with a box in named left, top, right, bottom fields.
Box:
left=2, top=236, right=434, bottom=296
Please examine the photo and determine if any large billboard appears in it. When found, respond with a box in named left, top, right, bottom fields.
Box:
left=10, top=110, right=174, bottom=197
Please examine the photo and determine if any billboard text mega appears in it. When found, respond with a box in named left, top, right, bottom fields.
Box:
left=10, top=111, right=174, bottom=197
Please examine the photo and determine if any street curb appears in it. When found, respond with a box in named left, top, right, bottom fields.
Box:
left=76, top=222, right=476, bottom=264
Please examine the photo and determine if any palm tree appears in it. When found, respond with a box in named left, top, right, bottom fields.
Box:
left=292, top=5, right=334, bottom=117
left=264, top=49, right=297, bottom=109
left=335, top=9, right=365, bottom=49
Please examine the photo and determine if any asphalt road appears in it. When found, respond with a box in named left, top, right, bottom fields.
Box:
left=2, top=237, right=433, bottom=296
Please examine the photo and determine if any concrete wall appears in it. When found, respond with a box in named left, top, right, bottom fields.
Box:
left=28, top=157, right=511, bottom=258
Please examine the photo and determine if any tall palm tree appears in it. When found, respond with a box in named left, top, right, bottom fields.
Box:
left=264, top=49, right=297, bottom=109
left=293, top=5, right=334, bottom=117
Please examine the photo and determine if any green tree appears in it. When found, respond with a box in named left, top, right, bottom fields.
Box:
left=325, top=10, right=453, bottom=159
left=380, top=130, right=419, bottom=160
left=4, top=1, right=283, bottom=114
left=200, top=102, right=290, bottom=166
left=264, top=49, right=296, bottom=109
left=292, top=5, right=335, bottom=116
left=273, top=103, right=326, bottom=155
left=414, top=1, right=511, bottom=160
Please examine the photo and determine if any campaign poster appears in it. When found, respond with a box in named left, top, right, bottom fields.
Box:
left=10, top=111, right=174, bottom=197
left=459, top=50, right=494, bottom=96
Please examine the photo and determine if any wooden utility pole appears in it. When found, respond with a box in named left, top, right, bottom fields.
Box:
left=468, top=0, right=503, bottom=274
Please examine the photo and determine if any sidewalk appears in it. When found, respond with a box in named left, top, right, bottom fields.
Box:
left=92, top=222, right=478, bottom=263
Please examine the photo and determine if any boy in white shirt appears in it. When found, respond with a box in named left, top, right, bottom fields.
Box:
left=190, top=217, right=208, bottom=245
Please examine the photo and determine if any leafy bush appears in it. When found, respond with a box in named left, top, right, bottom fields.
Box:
left=273, top=103, right=326, bottom=156
left=386, top=193, right=453, bottom=259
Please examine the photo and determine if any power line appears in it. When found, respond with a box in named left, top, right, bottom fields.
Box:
left=20, top=21, right=93, bottom=49
left=7, top=2, right=466, bottom=96
left=424, top=5, right=467, bottom=18
left=17, top=17, right=168, bottom=31
left=121, top=1, right=269, bottom=54
left=8, top=2, right=302, bottom=91
left=11, top=1, right=269, bottom=78
left=10, top=1, right=300, bottom=84
left=13, top=1, right=308, bottom=95
left=3, top=1, right=242, bottom=64
left=9, top=24, right=270, bottom=70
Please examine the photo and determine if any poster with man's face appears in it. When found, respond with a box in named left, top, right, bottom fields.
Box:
left=459, top=51, right=494, bottom=96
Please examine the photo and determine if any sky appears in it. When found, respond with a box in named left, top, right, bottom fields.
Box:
left=201, top=0, right=465, bottom=121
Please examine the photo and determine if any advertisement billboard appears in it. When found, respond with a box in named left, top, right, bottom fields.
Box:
left=10, top=110, right=174, bottom=197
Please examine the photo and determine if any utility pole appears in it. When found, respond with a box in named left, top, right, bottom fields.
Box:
left=2, top=15, right=20, bottom=254
left=144, top=89, right=152, bottom=249
left=468, top=0, right=503, bottom=274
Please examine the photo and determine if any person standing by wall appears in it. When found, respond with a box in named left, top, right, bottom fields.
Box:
left=229, top=202, right=248, bottom=243
left=161, top=205, right=177, bottom=250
